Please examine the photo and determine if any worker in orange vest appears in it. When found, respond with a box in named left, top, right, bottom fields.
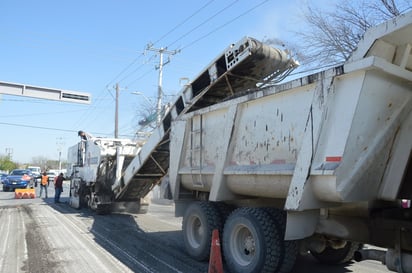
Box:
left=39, top=172, right=48, bottom=198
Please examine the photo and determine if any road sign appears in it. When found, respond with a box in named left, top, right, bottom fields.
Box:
left=0, top=81, right=91, bottom=104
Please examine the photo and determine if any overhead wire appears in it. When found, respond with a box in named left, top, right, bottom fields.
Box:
left=125, top=68, right=155, bottom=88
left=151, top=0, right=216, bottom=46
left=79, top=1, right=272, bottom=136
left=0, top=121, right=83, bottom=134
left=180, top=0, right=271, bottom=50
left=106, top=1, right=217, bottom=88
left=77, top=2, right=223, bottom=135
left=105, top=52, right=145, bottom=88
left=0, top=108, right=88, bottom=118
left=167, top=0, right=240, bottom=48
left=119, top=53, right=158, bottom=85
left=124, top=0, right=245, bottom=91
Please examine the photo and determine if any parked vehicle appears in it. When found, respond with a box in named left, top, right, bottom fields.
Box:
left=2, top=169, right=34, bottom=191
left=27, top=166, right=41, bottom=184
left=46, top=170, right=58, bottom=183
left=0, top=173, right=8, bottom=184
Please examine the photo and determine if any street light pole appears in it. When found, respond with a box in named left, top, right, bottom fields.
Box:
left=131, top=92, right=153, bottom=105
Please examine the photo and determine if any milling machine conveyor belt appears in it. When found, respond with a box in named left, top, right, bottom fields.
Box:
left=113, top=37, right=298, bottom=201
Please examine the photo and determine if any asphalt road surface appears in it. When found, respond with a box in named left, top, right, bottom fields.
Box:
left=0, top=183, right=393, bottom=273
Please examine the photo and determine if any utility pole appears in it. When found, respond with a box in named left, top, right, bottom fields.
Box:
left=113, top=83, right=127, bottom=138
left=5, top=148, right=13, bottom=160
left=115, top=83, right=119, bottom=138
left=146, top=44, right=179, bottom=125
left=56, top=137, right=65, bottom=170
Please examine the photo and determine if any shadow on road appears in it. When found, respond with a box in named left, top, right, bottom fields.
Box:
left=46, top=198, right=208, bottom=272
left=291, top=255, right=354, bottom=273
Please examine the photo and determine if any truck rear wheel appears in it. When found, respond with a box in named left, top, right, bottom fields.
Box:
left=182, top=201, right=221, bottom=261
left=222, top=208, right=282, bottom=273
left=311, top=241, right=360, bottom=264
left=264, top=208, right=298, bottom=273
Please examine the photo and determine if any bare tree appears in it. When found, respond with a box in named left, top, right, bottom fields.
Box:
left=30, top=156, right=49, bottom=169
left=293, top=0, right=412, bottom=67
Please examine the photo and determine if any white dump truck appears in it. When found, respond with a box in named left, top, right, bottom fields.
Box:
left=166, top=12, right=412, bottom=273
left=67, top=11, right=412, bottom=273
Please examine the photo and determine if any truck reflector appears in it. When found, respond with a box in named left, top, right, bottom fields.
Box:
left=325, top=156, right=342, bottom=162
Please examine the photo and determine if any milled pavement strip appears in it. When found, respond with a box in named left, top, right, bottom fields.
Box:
left=37, top=203, right=139, bottom=273
left=18, top=207, right=29, bottom=272
left=38, top=204, right=128, bottom=273
left=54, top=204, right=184, bottom=273
left=58, top=206, right=180, bottom=273
left=0, top=208, right=13, bottom=271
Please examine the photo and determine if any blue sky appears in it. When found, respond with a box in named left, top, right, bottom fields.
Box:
left=0, top=0, right=332, bottom=164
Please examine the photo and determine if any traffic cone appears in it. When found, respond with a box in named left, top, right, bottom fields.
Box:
left=208, top=229, right=224, bottom=273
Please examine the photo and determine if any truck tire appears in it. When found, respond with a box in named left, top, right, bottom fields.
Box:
left=264, top=208, right=298, bottom=273
left=223, top=208, right=282, bottom=273
left=69, top=179, right=83, bottom=210
left=69, top=193, right=81, bottom=209
left=311, top=241, right=360, bottom=264
left=182, top=201, right=221, bottom=261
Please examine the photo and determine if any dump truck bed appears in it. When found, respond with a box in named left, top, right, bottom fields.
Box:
left=167, top=12, right=412, bottom=213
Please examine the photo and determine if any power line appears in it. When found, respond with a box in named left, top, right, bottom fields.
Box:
left=125, top=68, right=154, bottom=87
left=0, top=108, right=87, bottom=118
left=105, top=52, right=145, bottom=88
left=117, top=53, right=157, bottom=84
left=123, top=0, right=270, bottom=87
left=167, top=0, right=240, bottom=48
left=0, top=121, right=112, bottom=136
left=106, top=1, right=215, bottom=90
left=70, top=86, right=113, bottom=131
left=0, top=121, right=77, bottom=133
left=81, top=1, right=271, bottom=134
left=151, top=0, right=216, bottom=46
left=181, top=0, right=270, bottom=50
left=112, top=1, right=240, bottom=91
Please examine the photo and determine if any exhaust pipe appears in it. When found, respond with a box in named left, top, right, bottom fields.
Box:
left=355, top=248, right=412, bottom=272
left=354, top=249, right=385, bottom=263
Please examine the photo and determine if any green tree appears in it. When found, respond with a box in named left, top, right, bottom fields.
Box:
left=0, top=155, right=18, bottom=172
